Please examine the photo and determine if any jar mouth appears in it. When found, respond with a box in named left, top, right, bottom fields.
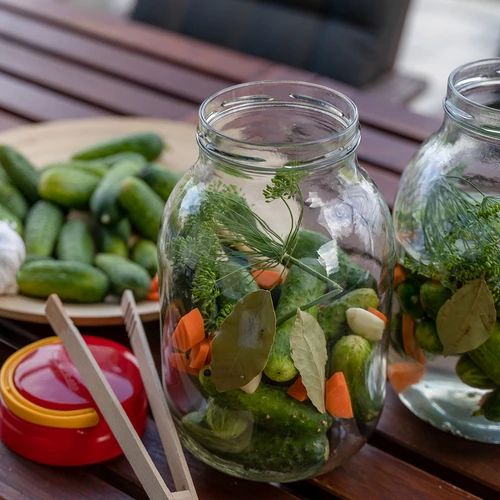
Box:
left=445, top=58, right=500, bottom=137
left=197, top=80, right=360, bottom=172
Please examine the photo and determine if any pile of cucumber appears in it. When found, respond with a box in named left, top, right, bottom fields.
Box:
left=0, top=132, right=181, bottom=303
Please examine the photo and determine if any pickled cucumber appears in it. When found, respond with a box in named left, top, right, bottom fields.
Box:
left=476, top=389, right=500, bottom=422
left=415, top=319, right=443, bottom=354
left=420, top=281, right=452, bottom=320
left=469, top=322, right=500, bottom=386
left=206, top=399, right=251, bottom=439
left=398, top=280, right=424, bottom=318
left=456, top=355, right=497, bottom=390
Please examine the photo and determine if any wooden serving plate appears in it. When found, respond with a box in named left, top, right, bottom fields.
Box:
left=0, top=117, right=198, bottom=325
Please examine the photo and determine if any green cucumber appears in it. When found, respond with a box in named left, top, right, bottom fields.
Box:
left=398, top=280, right=425, bottom=318
left=0, top=165, right=10, bottom=184
left=200, top=366, right=332, bottom=434
left=420, top=281, right=452, bottom=320
left=206, top=399, right=251, bottom=439
left=97, top=226, right=129, bottom=258
left=24, top=201, right=64, bottom=256
left=469, top=322, right=500, bottom=386
left=456, top=355, right=497, bottom=390
left=56, top=220, right=94, bottom=265
left=24, top=254, right=53, bottom=264
left=0, top=203, right=23, bottom=236
left=118, top=177, right=165, bottom=242
left=182, top=410, right=328, bottom=474
left=93, top=152, right=147, bottom=168
left=17, top=260, right=109, bottom=303
left=138, top=164, right=181, bottom=202
left=42, top=161, right=108, bottom=178
left=476, top=389, right=500, bottom=422
left=0, top=183, right=29, bottom=220
left=72, top=133, right=164, bottom=161
left=0, top=145, right=39, bottom=203
left=415, top=319, right=443, bottom=354
left=38, top=167, right=100, bottom=209
left=131, top=239, right=158, bottom=277
left=94, top=253, right=151, bottom=301
left=113, top=218, right=132, bottom=243
left=330, top=335, right=381, bottom=422
left=264, top=258, right=326, bottom=382
left=90, top=158, right=144, bottom=225
left=318, top=288, right=379, bottom=343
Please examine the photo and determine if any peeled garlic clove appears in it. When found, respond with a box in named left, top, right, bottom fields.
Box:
left=346, top=307, right=385, bottom=341
left=240, top=372, right=262, bottom=394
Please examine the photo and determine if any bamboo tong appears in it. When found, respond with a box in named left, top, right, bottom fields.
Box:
left=45, top=292, right=198, bottom=500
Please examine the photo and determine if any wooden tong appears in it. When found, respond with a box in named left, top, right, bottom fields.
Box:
left=45, top=293, right=198, bottom=500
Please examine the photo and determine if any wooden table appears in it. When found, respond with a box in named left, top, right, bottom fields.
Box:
left=0, top=1, right=498, bottom=499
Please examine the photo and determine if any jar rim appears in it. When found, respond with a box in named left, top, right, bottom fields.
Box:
left=197, top=80, right=361, bottom=172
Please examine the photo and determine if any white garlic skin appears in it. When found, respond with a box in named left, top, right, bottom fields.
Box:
left=0, top=221, right=26, bottom=295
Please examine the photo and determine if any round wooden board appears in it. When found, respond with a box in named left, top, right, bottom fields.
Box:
left=0, top=117, right=198, bottom=326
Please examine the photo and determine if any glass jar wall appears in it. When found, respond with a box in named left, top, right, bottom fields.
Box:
left=392, top=59, right=500, bottom=443
left=160, top=81, right=395, bottom=481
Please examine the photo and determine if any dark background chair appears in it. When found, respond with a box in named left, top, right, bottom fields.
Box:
left=131, top=0, right=411, bottom=88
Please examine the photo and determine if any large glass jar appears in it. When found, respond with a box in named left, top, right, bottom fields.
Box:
left=160, top=81, right=395, bottom=482
left=392, top=59, right=500, bottom=443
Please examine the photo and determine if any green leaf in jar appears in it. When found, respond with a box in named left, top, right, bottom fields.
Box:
left=436, top=278, right=496, bottom=356
left=290, top=309, right=327, bottom=413
left=211, top=290, right=276, bottom=392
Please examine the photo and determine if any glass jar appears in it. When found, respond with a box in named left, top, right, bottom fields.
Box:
left=392, top=59, right=500, bottom=443
left=160, top=81, right=395, bottom=482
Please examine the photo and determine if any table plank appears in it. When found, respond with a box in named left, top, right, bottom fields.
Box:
left=0, top=38, right=197, bottom=120
left=0, top=9, right=230, bottom=104
left=376, top=387, right=500, bottom=496
left=0, top=110, right=29, bottom=131
left=312, top=444, right=479, bottom=500
left=0, top=0, right=272, bottom=83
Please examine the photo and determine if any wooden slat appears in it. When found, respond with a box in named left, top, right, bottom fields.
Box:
left=0, top=71, right=108, bottom=121
left=0, top=38, right=196, bottom=120
left=376, top=387, right=500, bottom=495
left=0, top=110, right=29, bottom=131
left=312, top=444, right=479, bottom=500
left=0, top=0, right=272, bottom=83
left=0, top=9, right=230, bottom=104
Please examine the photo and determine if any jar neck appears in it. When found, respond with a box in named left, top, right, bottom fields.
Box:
left=443, top=58, right=500, bottom=140
left=196, top=81, right=361, bottom=174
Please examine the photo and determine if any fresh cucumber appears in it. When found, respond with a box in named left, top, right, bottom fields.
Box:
left=118, top=177, right=165, bottom=242
left=113, top=218, right=132, bottom=243
left=200, top=367, right=332, bottom=434
left=0, top=182, right=29, bottom=220
left=90, top=158, right=144, bottom=225
left=72, top=133, right=164, bottom=161
left=415, top=319, right=443, bottom=354
left=43, top=161, right=108, bottom=178
left=318, top=288, right=379, bottom=343
left=476, top=389, right=500, bottom=422
left=17, top=260, right=109, bottom=303
left=264, top=258, right=326, bottom=382
left=330, top=335, right=381, bottom=422
left=97, top=225, right=129, bottom=258
left=0, top=165, right=10, bottom=184
left=24, top=201, right=64, bottom=256
left=94, top=253, right=151, bottom=301
left=206, top=399, right=252, bottom=439
left=456, top=355, right=497, bottom=390
left=398, top=280, right=424, bottom=318
left=469, top=322, right=500, bottom=386
left=38, top=167, right=101, bottom=209
left=24, top=254, right=53, bottom=264
left=420, top=281, right=452, bottom=320
left=92, top=152, right=147, bottom=168
left=131, top=239, right=158, bottom=277
left=138, top=164, right=181, bottom=202
left=0, top=145, right=39, bottom=203
left=56, top=220, right=94, bottom=265
left=0, top=203, right=23, bottom=236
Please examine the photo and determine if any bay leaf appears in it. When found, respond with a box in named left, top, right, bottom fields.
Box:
left=290, top=309, right=327, bottom=413
left=436, top=278, right=496, bottom=356
left=211, top=290, right=276, bottom=392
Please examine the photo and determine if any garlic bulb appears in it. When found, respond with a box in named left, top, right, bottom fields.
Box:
left=0, top=221, right=26, bottom=295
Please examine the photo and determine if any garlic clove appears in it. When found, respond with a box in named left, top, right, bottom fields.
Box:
left=239, top=372, right=262, bottom=394
left=346, top=307, right=385, bottom=341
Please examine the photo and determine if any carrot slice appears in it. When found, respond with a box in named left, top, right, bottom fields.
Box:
left=388, top=362, right=425, bottom=393
left=170, top=352, right=198, bottom=375
left=394, top=264, right=406, bottom=287
left=172, top=308, right=205, bottom=352
left=149, top=274, right=158, bottom=293
left=287, top=377, right=309, bottom=402
left=368, top=307, right=387, bottom=323
left=251, top=269, right=284, bottom=290
left=146, top=291, right=159, bottom=301
left=326, top=372, right=354, bottom=419
left=189, top=338, right=212, bottom=370
left=402, top=314, right=426, bottom=364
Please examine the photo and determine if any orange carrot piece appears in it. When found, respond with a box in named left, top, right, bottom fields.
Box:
left=149, top=274, right=159, bottom=293
left=170, top=352, right=198, bottom=375
left=368, top=307, right=387, bottom=323
left=172, top=308, right=205, bottom=352
left=189, top=338, right=212, bottom=370
left=326, top=372, right=354, bottom=419
left=146, top=291, right=159, bottom=301
left=387, top=362, right=425, bottom=393
left=251, top=269, right=284, bottom=290
left=394, top=264, right=406, bottom=287
left=402, top=314, right=426, bottom=364
left=287, top=377, right=309, bottom=402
